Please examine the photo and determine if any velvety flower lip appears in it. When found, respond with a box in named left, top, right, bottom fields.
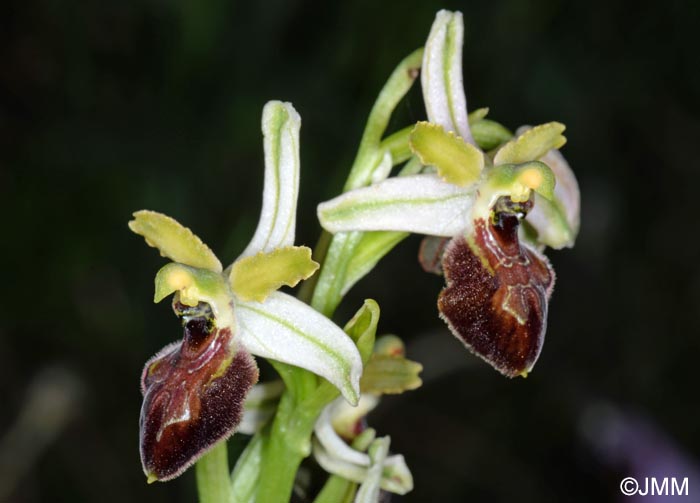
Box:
left=139, top=303, right=258, bottom=481
left=316, top=10, right=579, bottom=377
left=130, top=101, right=363, bottom=482
left=439, top=199, right=555, bottom=377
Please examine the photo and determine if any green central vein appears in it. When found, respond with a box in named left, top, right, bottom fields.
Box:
left=327, top=192, right=465, bottom=221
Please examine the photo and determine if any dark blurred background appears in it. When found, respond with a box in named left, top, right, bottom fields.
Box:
left=2, top=0, right=699, bottom=501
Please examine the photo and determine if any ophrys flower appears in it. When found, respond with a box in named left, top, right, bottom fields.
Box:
left=130, top=101, right=363, bottom=482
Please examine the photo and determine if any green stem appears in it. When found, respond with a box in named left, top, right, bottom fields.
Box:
left=314, top=476, right=357, bottom=503
left=312, top=49, right=423, bottom=316
left=255, top=391, right=331, bottom=502
left=253, top=48, right=424, bottom=503
left=195, top=441, right=233, bottom=503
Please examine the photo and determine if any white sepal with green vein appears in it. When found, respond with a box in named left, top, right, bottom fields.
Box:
left=236, top=291, right=362, bottom=405
left=422, top=10, right=474, bottom=144
left=318, top=174, right=474, bottom=237
left=240, top=101, right=301, bottom=258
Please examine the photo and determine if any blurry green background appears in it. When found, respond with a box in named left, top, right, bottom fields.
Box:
left=2, top=0, right=699, bottom=501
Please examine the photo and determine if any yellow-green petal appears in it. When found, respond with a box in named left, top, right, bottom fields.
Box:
left=230, top=246, right=319, bottom=303
left=494, top=121, right=567, bottom=165
left=409, top=122, right=483, bottom=187
left=129, top=210, right=222, bottom=272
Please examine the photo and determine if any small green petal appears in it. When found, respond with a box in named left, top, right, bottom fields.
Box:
left=410, top=122, right=483, bottom=187
left=494, top=121, right=567, bottom=165
left=129, top=210, right=222, bottom=272
left=360, top=355, right=423, bottom=395
left=230, top=246, right=319, bottom=302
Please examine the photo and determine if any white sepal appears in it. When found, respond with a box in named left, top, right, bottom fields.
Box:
left=526, top=148, right=580, bottom=248
left=317, top=175, right=473, bottom=237
left=236, top=291, right=362, bottom=405
left=240, top=101, right=301, bottom=258
left=422, top=10, right=474, bottom=144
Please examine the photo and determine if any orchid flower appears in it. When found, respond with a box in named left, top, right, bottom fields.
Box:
left=129, top=101, right=363, bottom=482
left=317, top=10, right=580, bottom=378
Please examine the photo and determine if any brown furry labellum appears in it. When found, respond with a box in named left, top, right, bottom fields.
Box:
left=437, top=198, right=555, bottom=377
left=139, top=302, right=258, bottom=481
